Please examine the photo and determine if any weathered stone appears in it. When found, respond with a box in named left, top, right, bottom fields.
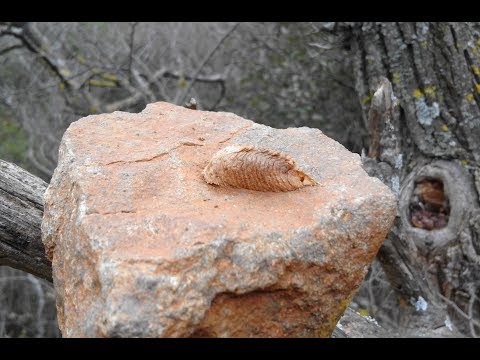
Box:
left=42, top=102, right=396, bottom=337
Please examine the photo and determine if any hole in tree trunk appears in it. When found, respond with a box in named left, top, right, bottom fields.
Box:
left=409, top=177, right=450, bottom=230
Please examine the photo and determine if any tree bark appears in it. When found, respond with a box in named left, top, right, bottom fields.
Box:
left=0, top=159, right=52, bottom=281
left=349, top=22, right=480, bottom=336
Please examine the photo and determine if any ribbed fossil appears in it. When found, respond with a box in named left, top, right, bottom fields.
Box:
left=203, top=145, right=317, bottom=192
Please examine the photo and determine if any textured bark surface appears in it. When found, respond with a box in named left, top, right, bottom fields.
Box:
left=0, top=160, right=52, bottom=281
left=334, top=308, right=393, bottom=338
left=350, top=22, right=480, bottom=335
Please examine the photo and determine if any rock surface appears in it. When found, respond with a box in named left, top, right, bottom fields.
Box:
left=42, top=102, right=396, bottom=337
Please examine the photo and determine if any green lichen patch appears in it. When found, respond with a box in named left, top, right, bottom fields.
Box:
left=473, top=65, right=480, bottom=76
left=358, top=308, right=369, bottom=316
left=392, top=72, right=401, bottom=84
left=424, top=86, right=436, bottom=98
left=362, top=91, right=374, bottom=105
left=413, top=89, right=424, bottom=99
left=88, top=79, right=117, bottom=87
left=415, top=98, right=440, bottom=126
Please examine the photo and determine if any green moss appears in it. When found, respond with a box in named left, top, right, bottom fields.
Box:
left=413, top=89, right=424, bottom=98
left=249, top=97, right=260, bottom=108
left=392, top=72, right=401, bottom=84
left=358, top=308, right=370, bottom=316
left=76, top=54, right=87, bottom=64
left=0, top=115, right=29, bottom=166
left=268, top=53, right=284, bottom=66
left=361, top=91, right=374, bottom=105
left=88, top=79, right=117, bottom=87
left=473, top=65, right=480, bottom=76
left=316, top=298, right=352, bottom=338
left=424, top=86, right=436, bottom=98
left=412, top=86, right=436, bottom=99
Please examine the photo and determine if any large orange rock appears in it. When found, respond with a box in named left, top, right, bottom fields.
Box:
left=42, top=102, right=396, bottom=337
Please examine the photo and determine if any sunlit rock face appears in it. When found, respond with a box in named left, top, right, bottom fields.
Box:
left=42, top=102, right=396, bottom=337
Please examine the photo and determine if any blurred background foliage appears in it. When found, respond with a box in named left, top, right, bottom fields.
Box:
left=0, top=107, right=29, bottom=169
left=0, top=105, right=59, bottom=337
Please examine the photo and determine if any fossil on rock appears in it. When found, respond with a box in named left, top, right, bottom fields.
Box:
left=203, top=145, right=317, bottom=192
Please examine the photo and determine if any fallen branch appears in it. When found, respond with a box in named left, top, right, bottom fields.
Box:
left=0, top=160, right=51, bottom=281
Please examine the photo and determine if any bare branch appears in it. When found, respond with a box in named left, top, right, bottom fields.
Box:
left=1, top=23, right=71, bottom=89
left=104, top=92, right=144, bottom=113
left=128, top=22, right=138, bottom=83
left=178, top=22, right=240, bottom=105
left=0, top=43, right=23, bottom=56
left=163, top=70, right=224, bottom=84
left=0, top=160, right=52, bottom=282
left=437, top=292, right=480, bottom=329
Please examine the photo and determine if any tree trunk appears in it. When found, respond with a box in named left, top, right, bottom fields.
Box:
left=349, top=22, right=480, bottom=336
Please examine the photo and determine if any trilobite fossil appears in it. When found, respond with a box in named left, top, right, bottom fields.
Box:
left=202, top=145, right=317, bottom=192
